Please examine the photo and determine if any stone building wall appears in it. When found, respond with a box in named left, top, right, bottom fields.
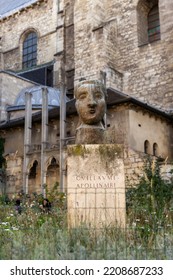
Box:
left=1, top=0, right=173, bottom=109
left=1, top=0, right=58, bottom=71
left=124, top=148, right=145, bottom=189
left=0, top=71, right=36, bottom=121
left=106, top=103, right=173, bottom=160
left=73, top=0, right=173, bottom=110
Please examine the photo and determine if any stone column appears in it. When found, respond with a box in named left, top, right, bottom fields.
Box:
left=59, top=83, right=66, bottom=192
left=74, top=0, right=106, bottom=82
left=41, top=87, right=48, bottom=197
left=23, top=92, right=32, bottom=194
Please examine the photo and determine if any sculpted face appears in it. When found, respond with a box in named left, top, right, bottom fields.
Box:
left=75, top=81, right=106, bottom=125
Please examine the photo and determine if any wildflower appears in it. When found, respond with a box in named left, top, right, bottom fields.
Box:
left=132, top=222, right=136, bottom=227
left=12, top=227, right=18, bottom=231
left=1, top=222, right=9, bottom=225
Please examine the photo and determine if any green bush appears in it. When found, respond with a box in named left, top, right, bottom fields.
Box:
left=126, top=157, right=173, bottom=242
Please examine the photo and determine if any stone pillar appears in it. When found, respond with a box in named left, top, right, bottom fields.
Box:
left=74, top=0, right=107, bottom=82
left=67, top=144, right=126, bottom=228
left=41, top=87, right=48, bottom=197
left=23, top=92, right=32, bottom=194
left=59, top=83, right=67, bottom=192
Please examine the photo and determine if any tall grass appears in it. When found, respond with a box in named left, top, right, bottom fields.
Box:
left=0, top=203, right=173, bottom=260
left=0, top=158, right=173, bottom=260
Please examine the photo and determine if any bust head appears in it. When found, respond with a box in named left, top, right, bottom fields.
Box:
left=74, top=80, right=107, bottom=126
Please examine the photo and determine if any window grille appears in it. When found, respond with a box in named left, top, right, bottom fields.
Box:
left=148, top=5, right=160, bottom=43
left=22, top=32, right=37, bottom=69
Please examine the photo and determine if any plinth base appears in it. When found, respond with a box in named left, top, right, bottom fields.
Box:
left=67, top=144, right=126, bottom=228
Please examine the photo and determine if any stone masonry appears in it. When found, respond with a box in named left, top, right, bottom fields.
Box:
left=73, top=0, right=173, bottom=110
left=1, top=0, right=173, bottom=110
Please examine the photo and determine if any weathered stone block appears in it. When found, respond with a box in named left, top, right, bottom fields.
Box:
left=67, top=144, right=126, bottom=228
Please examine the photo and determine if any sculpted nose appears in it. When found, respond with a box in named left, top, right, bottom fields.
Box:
left=87, top=96, right=97, bottom=107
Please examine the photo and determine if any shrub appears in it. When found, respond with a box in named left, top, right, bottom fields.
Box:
left=126, top=157, right=173, bottom=243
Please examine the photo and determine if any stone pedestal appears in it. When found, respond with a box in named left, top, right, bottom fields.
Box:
left=67, top=144, right=126, bottom=228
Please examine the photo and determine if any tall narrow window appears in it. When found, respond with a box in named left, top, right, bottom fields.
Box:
left=22, top=32, right=37, bottom=69
left=137, top=0, right=160, bottom=46
left=144, top=140, right=150, bottom=154
left=153, top=143, right=159, bottom=156
left=148, top=5, right=160, bottom=43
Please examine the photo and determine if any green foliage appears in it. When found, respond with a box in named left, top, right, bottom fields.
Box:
left=0, top=194, right=10, bottom=205
left=126, top=157, right=173, bottom=242
left=45, top=182, right=66, bottom=209
left=0, top=162, right=173, bottom=259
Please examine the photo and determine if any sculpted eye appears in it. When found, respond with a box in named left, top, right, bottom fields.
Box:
left=79, top=93, right=87, bottom=100
left=94, top=92, right=102, bottom=99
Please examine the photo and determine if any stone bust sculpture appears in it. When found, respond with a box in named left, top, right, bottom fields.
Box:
left=74, top=80, right=107, bottom=144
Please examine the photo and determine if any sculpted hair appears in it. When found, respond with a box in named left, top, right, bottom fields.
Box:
left=74, top=80, right=107, bottom=99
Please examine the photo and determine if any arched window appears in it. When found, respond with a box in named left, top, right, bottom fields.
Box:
left=50, top=157, right=57, bottom=166
left=137, top=0, right=160, bottom=45
left=29, top=160, right=38, bottom=179
left=22, top=32, right=37, bottom=69
left=153, top=142, right=159, bottom=156
left=148, top=5, right=160, bottom=43
left=144, top=140, right=150, bottom=154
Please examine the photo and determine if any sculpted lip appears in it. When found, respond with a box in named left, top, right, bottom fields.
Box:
left=89, top=109, right=96, bottom=114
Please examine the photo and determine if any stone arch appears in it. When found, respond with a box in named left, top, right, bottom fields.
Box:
left=137, top=0, right=160, bottom=45
left=144, top=140, right=151, bottom=154
left=28, top=160, right=38, bottom=179
left=46, top=156, right=60, bottom=189
left=28, top=159, right=40, bottom=194
left=153, top=142, right=159, bottom=156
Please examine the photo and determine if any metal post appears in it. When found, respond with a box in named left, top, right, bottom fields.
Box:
left=100, top=71, right=107, bottom=128
left=59, top=83, right=66, bottom=192
left=23, top=91, right=32, bottom=194
left=41, top=87, right=48, bottom=197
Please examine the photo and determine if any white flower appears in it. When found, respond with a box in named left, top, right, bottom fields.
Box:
left=12, top=227, right=18, bottom=230
left=132, top=222, right=136, bottom=227
left=1, top=222, right=9, bottom=225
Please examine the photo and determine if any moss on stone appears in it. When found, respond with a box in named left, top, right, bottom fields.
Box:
left=98, top=145, right=122, bottom=162
left=68, top=145, right=90, bottom=157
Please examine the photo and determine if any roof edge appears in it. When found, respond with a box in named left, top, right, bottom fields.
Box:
left=0, top=70, right=40, bottom=85
left=0, top=0, right=44, bottom=20
left=107, top=87, right=172, bottom=120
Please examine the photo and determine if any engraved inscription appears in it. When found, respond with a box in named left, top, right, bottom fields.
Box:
left=74, top=174, right=117, bottom=188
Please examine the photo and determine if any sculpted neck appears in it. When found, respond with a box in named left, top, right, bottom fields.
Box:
left=75, top=124, right=105, bottom=144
